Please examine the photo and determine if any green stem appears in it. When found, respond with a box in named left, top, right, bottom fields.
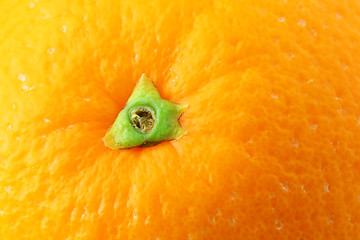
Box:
left=103, top=74, right=187, bottom=149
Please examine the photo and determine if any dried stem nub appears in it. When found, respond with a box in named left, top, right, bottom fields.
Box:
left=130, top=106, right=155, bottom=134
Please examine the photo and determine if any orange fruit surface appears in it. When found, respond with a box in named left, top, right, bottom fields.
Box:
left=1, top=0, right=360, bottom=239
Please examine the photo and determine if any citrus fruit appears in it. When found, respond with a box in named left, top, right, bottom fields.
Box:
left=1, top=0, right=360, bottom=239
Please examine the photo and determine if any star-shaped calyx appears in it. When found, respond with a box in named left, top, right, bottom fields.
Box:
left=103, top=74, right=187, bottom=149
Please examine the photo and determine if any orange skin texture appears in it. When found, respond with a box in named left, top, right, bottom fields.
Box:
left=1, top=0, right=360, bottom=239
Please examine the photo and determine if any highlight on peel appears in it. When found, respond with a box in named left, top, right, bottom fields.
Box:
left=1, top=0, right=360, bottom=239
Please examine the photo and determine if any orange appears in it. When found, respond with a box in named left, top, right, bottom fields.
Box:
left=1, top=0, right=360, bottom=239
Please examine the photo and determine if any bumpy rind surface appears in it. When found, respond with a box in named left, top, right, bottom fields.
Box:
left=1, top=0, right=360, bottom=239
